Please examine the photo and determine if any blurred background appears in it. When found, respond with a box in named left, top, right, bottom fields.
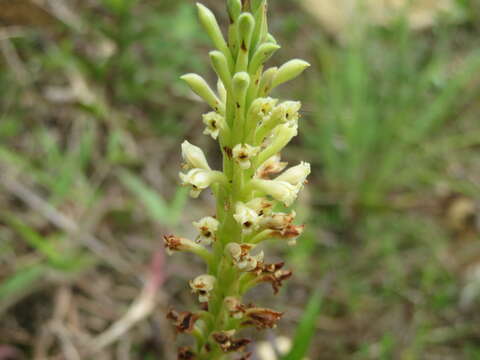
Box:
left=1, top=0, right=480, bottom=359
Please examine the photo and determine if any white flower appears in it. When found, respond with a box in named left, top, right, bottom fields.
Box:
left=226, top=243, right=264, bottom=272
left=260, top=211, right=296, bottom=230
left=193, top=216, right=219, bottom=246
left=202, top=111, right=225, bottom=139
left=249, top=97, right=278, bottom=120
left=189, top=274, right=216, bottom=303
left=181, top=140, right=211, bottom=170
left=232, top=143, right=260, bottom=170
left=246, top=197, right=274, bottom=216
left=233, top=202, right=260, bottom=233
left=256, top=154, right=288, bottom=179
left=179, top=169, right=225, bottom=198
left=271, top=101, right=301, bottom=125
left=275, top=161, right=311, bottom=186
left=251, top=179, right=301, bottom=207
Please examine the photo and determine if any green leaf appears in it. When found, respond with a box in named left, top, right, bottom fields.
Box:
left=282, top=287, right=323, bottom=360
left=0, top=265, right=45, bottom=301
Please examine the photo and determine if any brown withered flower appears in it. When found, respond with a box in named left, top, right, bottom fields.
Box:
left=212, top=331, right=251, bottom=352
left=243, top=307, right=283, bottom=330
left=236, top=353, right=252, bottom=360
left=257, top=268, right=293, bottom=294
left=167, top=308, right=200, bottom=333
left=178, top=346, right=196, bottom=360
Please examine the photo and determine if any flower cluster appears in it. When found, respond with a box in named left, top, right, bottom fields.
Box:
left=165, top=1, right=310, bottom=359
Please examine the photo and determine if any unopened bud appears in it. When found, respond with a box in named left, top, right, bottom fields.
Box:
left=210, top=50, right=232, bottom=91
left=196, top=3, right=230, bottom=58
left=227, top=0, right=242, bottom=22
left=249, top=43, right=281, bottom=74
left=181, top=140, right=210, bottom=170
left=180, top=73, right=223, bottom=112
left=271, top=59, right=310, bottom=89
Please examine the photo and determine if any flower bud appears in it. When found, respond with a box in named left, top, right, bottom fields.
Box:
left=232, top=71, right=250, bottom=103
left=189, top=274, right=216, bottom=303
left=193, top=216, right=219, bottom=246
left=179, top=169, right=225, bottom=198
left=196, top=3, right=231, bottom=60
left=238, top=13, right=255, bottom=50
left=271, top=59, right=310, bottom=89
left=258, top=66, right=278, bottom=95
left=251, top=179, right=301, bottom=207
left=217, top=79, right=227, bottom=104
left=227, top=0, right=242, bottom=22
left=202, top=111, right=225, bottom=140
left=249, top=42, right=281, bottom=74
left=256, top=123, right=298, bottom=165
left=255, top=154, right=287, bottom=179
left=232, top=143, right=260, bottom=170
left=181, top=140, right=211, bottom=170
left=180, top=73, right=223, bottom=112
left=275, top=161, right=311, bottom=186
left=210, top=50, right=232, bottom=91
left=233, top=201, right=260, bottom=233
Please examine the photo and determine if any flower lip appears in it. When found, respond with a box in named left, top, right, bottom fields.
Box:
left=202, top=111, right=225, bottom=140
left=233, top=202, right=261, bottom=233
left=193, top=216, right=219, bottom=246
left=179, top=169, right=225, bottom=198
left=190, top=274, right=216, bottom=302
left=232, top=143, right=260, bottom=170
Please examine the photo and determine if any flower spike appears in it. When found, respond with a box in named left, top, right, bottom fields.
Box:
left=170, top=1, right=310, bottom=358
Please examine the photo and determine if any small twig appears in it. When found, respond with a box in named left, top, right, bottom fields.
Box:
left=87, top=250, right=166, bottom=354
left=50, top=322, right=81, bottom=360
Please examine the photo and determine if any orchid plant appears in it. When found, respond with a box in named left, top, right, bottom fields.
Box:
left=165, top=1, right=310, bottom=359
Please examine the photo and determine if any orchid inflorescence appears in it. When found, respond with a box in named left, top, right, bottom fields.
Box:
left=165, top=1, right=310, bottom=359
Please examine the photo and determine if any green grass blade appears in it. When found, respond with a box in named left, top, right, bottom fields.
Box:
left=4, top=215, right=63, bottom=265
left=0, top=265, right=45, bottom=301
left=282, top=287, right=323, bottom=360
left=118, top=169, right=182, bottom=227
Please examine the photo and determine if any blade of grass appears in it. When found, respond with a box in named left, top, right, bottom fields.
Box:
left=281, top=286, right=324, bottom=360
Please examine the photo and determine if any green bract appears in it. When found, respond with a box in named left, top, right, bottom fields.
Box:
left=168, top=2, right=310, bottom=359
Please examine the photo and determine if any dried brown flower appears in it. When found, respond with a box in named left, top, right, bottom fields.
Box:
left=178, top=346, right=196, bottom=360
left=243, top=307, right=283, bottom=329
left=167, top=309, right=200, bottom=333
left=212, top=331, right=251, bottom=352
